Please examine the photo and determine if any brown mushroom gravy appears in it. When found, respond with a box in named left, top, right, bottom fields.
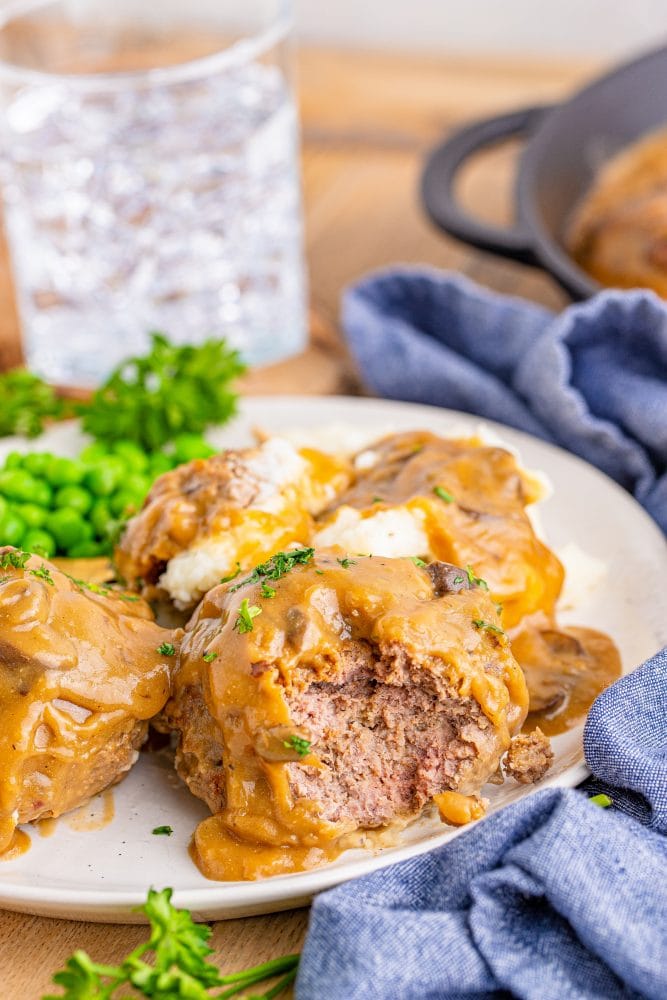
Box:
left=322, top=431, right=564, bottom=630
left=323, top=431, right=620, bottom=732
left=0, top=550, right=175, bottom=856
left=168, top=551, right=530, bottom=881
left=511, top=620, right=621, bottom=736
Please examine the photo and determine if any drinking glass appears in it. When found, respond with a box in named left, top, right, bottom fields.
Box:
left=0, top=0, right=307, bottom=386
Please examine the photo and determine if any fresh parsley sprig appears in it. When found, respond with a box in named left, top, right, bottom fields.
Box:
left=81, top=333, right=246, bottom=452
left=0, top=369, right=65, bottom=439
left=43, top=888, right=299, bottom=999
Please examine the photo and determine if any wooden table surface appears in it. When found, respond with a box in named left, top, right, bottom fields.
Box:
left=0, top=47, right=601, bottom=999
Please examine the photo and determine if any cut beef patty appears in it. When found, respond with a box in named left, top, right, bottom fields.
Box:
left=163, top=549, right=536, bottom=880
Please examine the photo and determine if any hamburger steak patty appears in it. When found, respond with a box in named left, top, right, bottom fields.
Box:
left=284, top=648, right=501, bottom=826
left=163, top=550, right=536, bottom=879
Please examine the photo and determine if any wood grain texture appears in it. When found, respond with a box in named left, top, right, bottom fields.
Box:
left=0, top=48, right=596, bottom=999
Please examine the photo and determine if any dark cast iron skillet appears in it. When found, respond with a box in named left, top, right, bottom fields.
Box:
left=421, top=45, right=667, bottom=299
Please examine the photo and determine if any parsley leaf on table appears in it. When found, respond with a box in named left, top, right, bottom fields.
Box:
left=43, top=888, right=299, bottom=1000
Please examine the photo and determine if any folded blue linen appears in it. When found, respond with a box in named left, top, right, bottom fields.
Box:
left=296, top=270, right=667, bottom=999
left=296, top=650, right=667, bottom=1000
left=340, top=268, right=667, bottom=532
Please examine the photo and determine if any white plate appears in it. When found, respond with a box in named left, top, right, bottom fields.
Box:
left=0, top=395, right=665, bottom=923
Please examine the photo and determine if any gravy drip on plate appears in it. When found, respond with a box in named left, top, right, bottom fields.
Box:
left=511, top=620, right=621, bottom=736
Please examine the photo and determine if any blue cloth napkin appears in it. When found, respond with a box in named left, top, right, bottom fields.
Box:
left=340, top=268, right=667, bottom=532
left=296, top=269, right=667, bottom=999
left=296, top=650, right=667, bottom=1000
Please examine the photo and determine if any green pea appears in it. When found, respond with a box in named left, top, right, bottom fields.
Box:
left=172, top=434, right=217, bottom=464
left=47, top=508, right=90, bottom=550
left=23, top=453, right=52, bottom=478
left=90, top=500, right=113, bottom=538
left=68, top=540, right=104, bottom=559
left=18, top=503, right=48, bottom=529
left=123, top=473, right=151, bottom=499
left=79, top=442, right=109, bottom=464
left=112, top=440, right=149, bottom=472
left=0, top=469, right=39, bottom=502
left=4, top=451, right=24, bottom=469
left=23, top=529, right=56, bottom=559
left=85, top=457, right=124, bottom=497
left=54, top=484, right=93, bottom=516
left=45, top=456, right=85, bottom=487
left=0, top=510, right=26, bottom=546
left=109, top=491, right=141, bottom=517
left=32, top=479, right=53, bottom=509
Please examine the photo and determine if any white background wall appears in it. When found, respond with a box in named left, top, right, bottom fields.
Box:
left=294, top=1, right=667, bottom=58
left=5, top=1, right=667, bottom=59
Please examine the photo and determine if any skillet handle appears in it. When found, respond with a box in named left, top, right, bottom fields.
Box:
left=421, top=105, right=553, bottom=265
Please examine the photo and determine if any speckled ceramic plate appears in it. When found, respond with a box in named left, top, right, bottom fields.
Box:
left=0, top=395, right=665, bottom=922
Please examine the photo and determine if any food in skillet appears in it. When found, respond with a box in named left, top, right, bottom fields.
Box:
left=162, top=547, right=545, bottom=881
left=115, top=438, right=350, bottom=609
left=0, top=548, right=174, bottom=855
left=567, top=126, right=667, bottom=296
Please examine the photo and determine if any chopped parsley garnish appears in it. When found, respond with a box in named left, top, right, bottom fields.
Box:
left=45, top=886, right=300, bottom=998
left=589, top=793, right=613, bottom=809
left=433, top=485, right=455, bottom=504
left=152, top=825, right=173, bottom=836
left=234, top=598, right=262, bottom=634
left=30, top=564, right=54, bottom=586
left=466, top=564, right=489, bottom=591
left=411, top=556, right=426, bottom=568
left=0, top=550, right=55, bottom=587
left=220, top=562, right=242, bottom=584
left=230, top=547, right=315, bottom=592
left=314, top=569, right=324, bottom=576
left=472, top=619, right=505, bottom=636
left=64, top=575, right=140, bottom=603
left=157, top=642, right=176, bottom=657
left=0, top=550, right=30, bottom=570
left=260, top=582, right=276, bottom=599
left=66, top=575, right=110, bottom=597
left=453, top=575, right=464, bottom=584
left=283, top=734, right=312, bottom=758
left=336, top=556, right=357, bottom=569
left=371, top=496, right=384, bottom=504
left=202, top=651, right=218, bottom=663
